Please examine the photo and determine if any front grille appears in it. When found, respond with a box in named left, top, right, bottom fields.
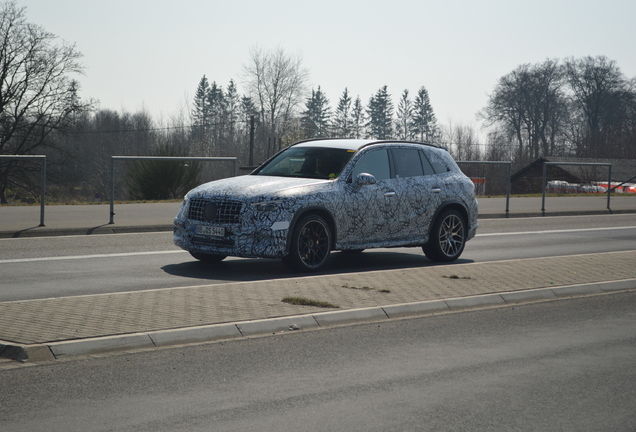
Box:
left=188, top=198, right=243, bottom=224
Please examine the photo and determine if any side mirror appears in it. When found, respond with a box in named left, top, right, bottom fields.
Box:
left=355, top=173, right=377, bottom=186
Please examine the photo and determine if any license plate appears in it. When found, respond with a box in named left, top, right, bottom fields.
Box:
left=195, top=225, right=225, bottom=237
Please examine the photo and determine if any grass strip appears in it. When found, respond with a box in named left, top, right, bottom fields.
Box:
left=282, top=296, right=339, bottom=308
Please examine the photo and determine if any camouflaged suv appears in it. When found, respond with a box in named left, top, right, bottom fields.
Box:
left=174, top=139, right=478, bottom=272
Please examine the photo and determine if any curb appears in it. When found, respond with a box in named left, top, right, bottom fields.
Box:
left=0, top=224, right=173, bottom=239
left=2, top=278, right=634, bottom=363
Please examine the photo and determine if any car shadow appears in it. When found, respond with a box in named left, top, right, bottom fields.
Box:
left=161, top=249, right=474, bottom=283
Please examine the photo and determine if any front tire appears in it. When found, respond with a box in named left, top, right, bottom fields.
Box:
left=423, top=209, right=466, bottom=262
left=282, top=214, right=332, bottom=272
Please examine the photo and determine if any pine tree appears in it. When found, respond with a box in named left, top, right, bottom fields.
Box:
left=351, top=96, right=365, bottom=139
left=192, top=75, right=211, bottom=128
left=332, top=88, right=353, bottom=137
left=207, top=82, right=225, bottom=155
left=223, top=79, right=241, bottom=153
left=412, top=86, right=438, bottom=142
left=395, top=89, right=414, bottom=140
left=301, top=86, right=331, bottom=138
left=366, top=86, right=394, bottom=139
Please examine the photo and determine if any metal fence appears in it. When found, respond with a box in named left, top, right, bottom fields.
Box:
left=457, top=161, right=512, bottom=217
left=542, top=162, right=612, bottom=215
left=109, top=156, right=238, bottom=224
left=0, top=155, right=47, bottom=226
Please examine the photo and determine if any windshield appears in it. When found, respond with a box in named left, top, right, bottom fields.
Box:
left=254, top=147, right=355, bottom=180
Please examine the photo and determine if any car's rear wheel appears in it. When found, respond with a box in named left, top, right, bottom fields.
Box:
left=282, top=214, right=332, bottom=272
left=190, top=251, right=227, bottom=264
left=423, top=209, right=466, bottom=262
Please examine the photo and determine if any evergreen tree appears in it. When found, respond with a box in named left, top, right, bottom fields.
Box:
left=192, top=75, right=211, bottom=128
left=223, top=79, right=241, bottom=153
left=332, top=88, right=353, bottom=137
left=395, top=89, right=414, bottom=140
left=412, top=86, right=438, bottom=142
left=366, top=86, right=394, bottom=139
left=301, top=86, right=331, bottom=138
left=207, top=81, right=225, bottom=155
left=351, top=96, right=365, bottom=139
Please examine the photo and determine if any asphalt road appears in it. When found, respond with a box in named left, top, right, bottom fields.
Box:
left=1, top=214, right=635, bottom=301
left=2, top=291, right=634, bottom=431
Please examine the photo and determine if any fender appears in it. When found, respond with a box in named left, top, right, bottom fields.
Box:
left=285, top=206, right=338, bottom=255
left=428, top=200, right=469, bottom=237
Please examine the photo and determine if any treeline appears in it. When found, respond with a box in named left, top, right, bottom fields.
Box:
left=480, top=56, right=636, bottom=167
left=2, top=1, right=635, bottom=203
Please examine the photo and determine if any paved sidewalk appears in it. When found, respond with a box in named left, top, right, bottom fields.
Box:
left=2, top=250, right=635, bottom=362
left=1, top=196, right=635, bottom=362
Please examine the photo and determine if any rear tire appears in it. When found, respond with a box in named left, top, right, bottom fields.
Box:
left=423, top=209, right=466, bottom=262
left=282, top=214, right=332, bottom=272
left=190, top=252, right=227, bottom=264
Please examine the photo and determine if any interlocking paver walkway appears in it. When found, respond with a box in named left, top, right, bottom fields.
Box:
left=2, top=251, right=635, bottom=345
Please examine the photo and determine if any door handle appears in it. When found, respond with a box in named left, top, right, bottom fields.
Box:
left=431, top=188, right=442, bottom=193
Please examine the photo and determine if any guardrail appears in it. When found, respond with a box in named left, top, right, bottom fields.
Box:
left=542, top=162, right=612, bottom=215
left=109, top=156, right=238, bottom=224
left=457, top=161, right=512, bottom=217
left=0, top=155, right=46, bottom=226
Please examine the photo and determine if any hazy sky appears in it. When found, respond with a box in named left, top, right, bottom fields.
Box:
left=19, top=0, right=636, bottom=131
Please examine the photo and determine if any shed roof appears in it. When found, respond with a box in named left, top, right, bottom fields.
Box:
left=513, top=157, right=636, bottom=183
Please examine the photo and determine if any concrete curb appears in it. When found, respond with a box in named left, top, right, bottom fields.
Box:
left=0, top=225, right=173, bottom=239
left=2, top=278, right=634, bottom=363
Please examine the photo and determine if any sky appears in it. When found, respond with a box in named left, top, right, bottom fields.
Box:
left=18, top=0, right=636, bottom=133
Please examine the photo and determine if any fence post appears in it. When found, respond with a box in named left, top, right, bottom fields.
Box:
left=39, top=157, right=46, bottom=226
left=607, top=165, right=612, bottom=212
left=541, top=162, right=547, bottom=216
left=0, top=155, right=47, bottom=226
left=109, top=157, right=115, bottom=224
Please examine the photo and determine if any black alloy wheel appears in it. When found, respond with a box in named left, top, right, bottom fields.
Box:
left=283, top=214, right=332, bottom=272
left=422, top=209, right=466, bottom=262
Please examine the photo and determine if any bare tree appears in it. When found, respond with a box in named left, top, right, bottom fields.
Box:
left=442, top=121, right=481, bottom=161
left=564, top=56, right=632, bottom=158
left=0, top=1, right=90, bottom=203
left=479, top=60, right=567, bottom=164
left=242, top=45, right=308, bottom=156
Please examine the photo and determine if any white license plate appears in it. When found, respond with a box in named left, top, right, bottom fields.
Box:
left=195, top=225, right=225, bottom=237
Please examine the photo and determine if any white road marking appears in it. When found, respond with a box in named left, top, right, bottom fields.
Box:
left=0, top=250, right=186, bottom=264
left=476, top=226, right=636, bottom=236
left=1, top=226, right=634, bottom=264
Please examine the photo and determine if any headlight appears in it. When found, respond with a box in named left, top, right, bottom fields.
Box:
left=252, top=201, right=282, bottom=212
left=176, top=198, right=188, bottom=219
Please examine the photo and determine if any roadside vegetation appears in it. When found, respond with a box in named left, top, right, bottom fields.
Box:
left=1, top=1, right=634, bottom=205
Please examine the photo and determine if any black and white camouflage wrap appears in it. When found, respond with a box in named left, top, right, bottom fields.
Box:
left=174, top=142, right=478, bottom=259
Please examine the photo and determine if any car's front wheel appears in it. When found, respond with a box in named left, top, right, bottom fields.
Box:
left=190, top=252, right=227, bottom=264
left=282, top=214, right=332, bottom=272
left=423, top=209, right=466, bottom=262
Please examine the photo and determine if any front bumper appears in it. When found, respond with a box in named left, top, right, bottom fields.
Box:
left=173, top=216, right=290, bottom=259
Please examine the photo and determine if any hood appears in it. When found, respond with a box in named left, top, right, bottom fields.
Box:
left=186, top=175, right=333, bottom=200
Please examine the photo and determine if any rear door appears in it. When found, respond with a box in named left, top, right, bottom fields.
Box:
left=388, top=147, right=443, bottom=242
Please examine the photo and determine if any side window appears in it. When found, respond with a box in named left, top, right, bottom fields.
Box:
left=419, top=151, right=436, bottom=175
left=422, top=149, right=449, bottom=174
left=352, top=149, right=390, bottom=181
left=393, top=148, right=424, bottom=178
